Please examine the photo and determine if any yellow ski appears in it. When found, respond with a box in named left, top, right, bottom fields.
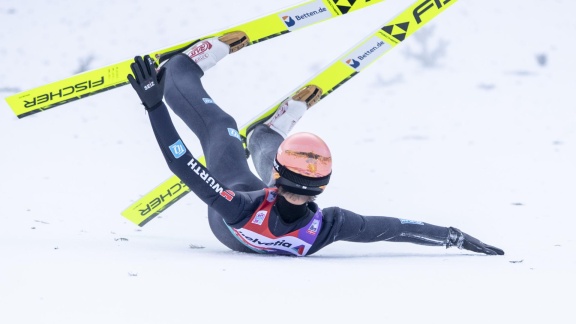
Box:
left=5, top=0, right=386, bottom=119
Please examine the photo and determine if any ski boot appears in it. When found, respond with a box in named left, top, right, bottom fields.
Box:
left=161, top=31, right=249, bottom=72
left=263, top=85, right=323, bottom=138
left=244, top=85, right=322, bottom=166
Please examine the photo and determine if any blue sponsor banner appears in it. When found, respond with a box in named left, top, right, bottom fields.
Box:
left=169, top=139, right=187, bottom=159
left=400, top=218, right=424, bottom=225
left=227, top=128, right=242, bottom=141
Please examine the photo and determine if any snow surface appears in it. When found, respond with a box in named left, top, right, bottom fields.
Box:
left=1, top=0, right=575, bottom=323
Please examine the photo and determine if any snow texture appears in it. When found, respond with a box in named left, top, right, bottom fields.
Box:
left=0, top=1, right=574, bottom=323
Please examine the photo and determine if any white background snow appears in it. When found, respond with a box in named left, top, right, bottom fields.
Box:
left=1, top=0, right=574, bottom=323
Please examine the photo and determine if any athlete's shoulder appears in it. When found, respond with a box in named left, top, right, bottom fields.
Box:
left=321, top=206, right=343, bottom=215
left=321, top=206, right=363, bottom=221
left=220, top=189, right=267, bottom=226
left=240, top=189, right=268, bottom=206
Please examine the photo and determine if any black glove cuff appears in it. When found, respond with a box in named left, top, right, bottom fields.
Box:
left=146, top=100, right=164, bottom=111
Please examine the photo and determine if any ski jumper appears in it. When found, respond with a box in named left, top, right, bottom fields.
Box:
left=146, top=54, right=453, bottom=256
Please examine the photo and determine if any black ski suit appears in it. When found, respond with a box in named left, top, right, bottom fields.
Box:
left=147, top=54, right=453, bottom=256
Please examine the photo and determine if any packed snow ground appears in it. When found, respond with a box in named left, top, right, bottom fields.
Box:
left=1, top=1, right=574, bottom=323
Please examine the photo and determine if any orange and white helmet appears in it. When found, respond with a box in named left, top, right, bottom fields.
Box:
left=273, top=132, right=332, bottom=196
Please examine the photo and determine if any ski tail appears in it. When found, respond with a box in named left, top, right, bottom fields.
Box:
left=5, top=0, right=386, bottom=119
left=121, top=0, right=460, bottom=227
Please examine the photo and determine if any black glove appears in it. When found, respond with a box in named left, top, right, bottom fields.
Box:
left=127, top=55, right=165, bottom=110
left=447, top=227, right=504, bottom=255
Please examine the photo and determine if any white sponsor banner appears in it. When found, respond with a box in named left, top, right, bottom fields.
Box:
left=342, top=36, right=392, bottom=72
left=278, top=0, right=332, bottom=31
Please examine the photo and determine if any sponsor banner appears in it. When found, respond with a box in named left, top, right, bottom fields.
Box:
left=227, top=128, right=242, bottom=141
left=343, top=36, right=391, bottom=72
left=279, top=0, right=331, bottom=31
left=252, top=211, right=267, bottom=225
left=169, top=139, right=186, bottom=159
left=400, top=218, right=424, bottom=225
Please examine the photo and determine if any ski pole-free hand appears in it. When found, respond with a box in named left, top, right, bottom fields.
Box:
left=447, top=227, right=505, bottom=255
left=127, top=55, right=165, bottom=110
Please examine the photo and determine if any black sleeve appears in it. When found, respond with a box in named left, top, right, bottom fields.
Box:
left=147, top=103, right=251, bottom=223
left=320, top=207, right=451, bottom=246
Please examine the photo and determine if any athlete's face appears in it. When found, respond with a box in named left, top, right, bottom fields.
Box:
left=281, top=193, right=309, bottom=206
